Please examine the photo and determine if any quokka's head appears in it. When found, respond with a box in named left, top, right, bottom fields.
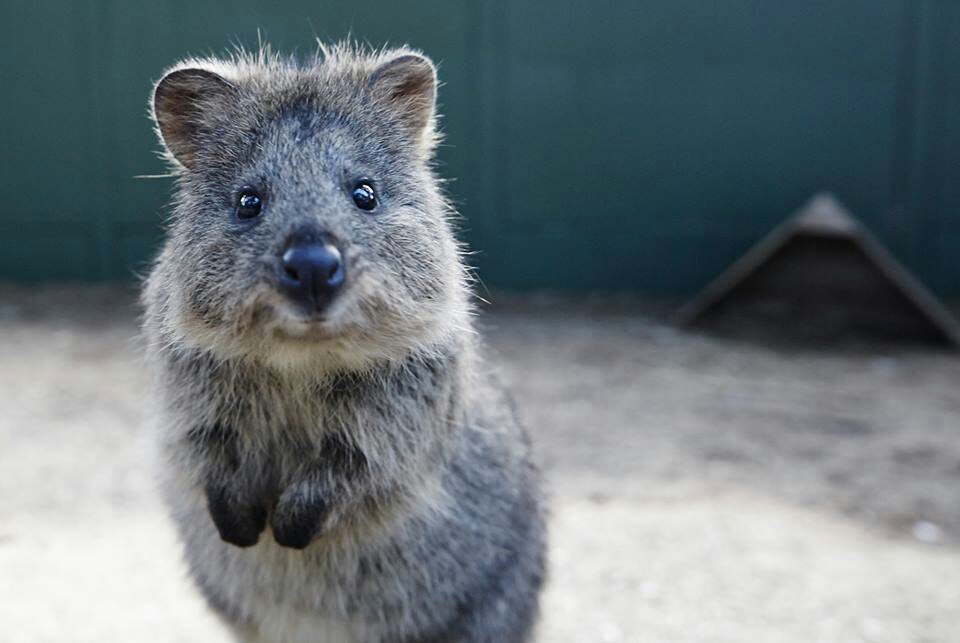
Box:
left=148, top=45, right=468, bottom=370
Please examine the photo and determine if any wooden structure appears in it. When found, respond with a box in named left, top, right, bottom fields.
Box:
left=676, top=194, right=960, bottom=347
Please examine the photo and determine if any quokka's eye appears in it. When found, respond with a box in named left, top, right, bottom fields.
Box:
left=351, top=181, right=377, bottom=212
left=236, top=187, right=263, bottom=219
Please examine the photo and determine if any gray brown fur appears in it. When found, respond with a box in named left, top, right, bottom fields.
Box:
left=142, top=44, right=546, bottom=642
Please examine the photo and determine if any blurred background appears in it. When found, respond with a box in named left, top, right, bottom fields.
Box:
left=2, top=1, right=959, bottom=642
left=5, top=0, right=960, bottom=293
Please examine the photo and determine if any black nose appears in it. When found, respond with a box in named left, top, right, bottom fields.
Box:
left=279, top=235, right=345, bottom=312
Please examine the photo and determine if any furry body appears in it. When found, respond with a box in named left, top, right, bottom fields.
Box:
left=143, top=45, right=545, bottom=642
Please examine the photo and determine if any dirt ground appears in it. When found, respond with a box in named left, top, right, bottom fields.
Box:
left=1, top=285, right=959, bottom=642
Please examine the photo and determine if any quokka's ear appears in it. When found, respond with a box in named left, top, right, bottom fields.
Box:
left=367, top=53, right=438, bottom=150
left=152, top=67, right=238, bottom=168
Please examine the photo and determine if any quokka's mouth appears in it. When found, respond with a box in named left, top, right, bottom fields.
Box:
left=275, top=320, right=338, bottom=339
left=233, top=297, right=340, bottom=344
left=266, top=307, right=352, bottom=343
left=235, top=279, right=364, bottom=346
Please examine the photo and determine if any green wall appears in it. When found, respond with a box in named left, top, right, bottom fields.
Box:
left=3, top=1, right=959, bottom=294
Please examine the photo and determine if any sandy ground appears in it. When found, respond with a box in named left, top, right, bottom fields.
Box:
left=1, top=286, right=959, bottom=642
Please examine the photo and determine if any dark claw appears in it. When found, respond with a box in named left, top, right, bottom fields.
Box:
left=205, top=483, right=267, bottom=548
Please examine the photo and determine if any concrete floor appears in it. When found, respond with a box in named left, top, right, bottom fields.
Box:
left=1, top=286, right=959, bottom=642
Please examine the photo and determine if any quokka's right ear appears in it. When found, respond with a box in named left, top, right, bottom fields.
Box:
left=367, top=53, right=438, bottom=154
left=151, top=67, right=238, bottom=169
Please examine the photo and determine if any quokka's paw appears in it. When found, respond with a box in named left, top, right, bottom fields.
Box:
left=270, top=480, right=329, bottom=549
left=205, top=482, right=268, bottom=548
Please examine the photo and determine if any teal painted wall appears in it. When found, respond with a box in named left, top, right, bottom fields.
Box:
left=3, top=1, right=959, bottom=294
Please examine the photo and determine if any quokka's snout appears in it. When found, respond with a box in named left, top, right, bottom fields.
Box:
left=277, top=229, right=346, bottom=314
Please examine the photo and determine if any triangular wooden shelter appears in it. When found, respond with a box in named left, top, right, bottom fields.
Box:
left=675, top=193, right=960, bottom=347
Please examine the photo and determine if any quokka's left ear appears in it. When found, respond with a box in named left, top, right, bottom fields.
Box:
left=367, top=53, right=438, bottom=151
left=151, top=66, right=239, bottom=169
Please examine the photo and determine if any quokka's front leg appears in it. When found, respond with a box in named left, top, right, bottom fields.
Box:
left=270, top=478, right=330, bottom=549
left=189, top=423, right=269, bottom=548
left=205, top=478, right=268, bottom=548
left=270, top=434, right=366, bottom=549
